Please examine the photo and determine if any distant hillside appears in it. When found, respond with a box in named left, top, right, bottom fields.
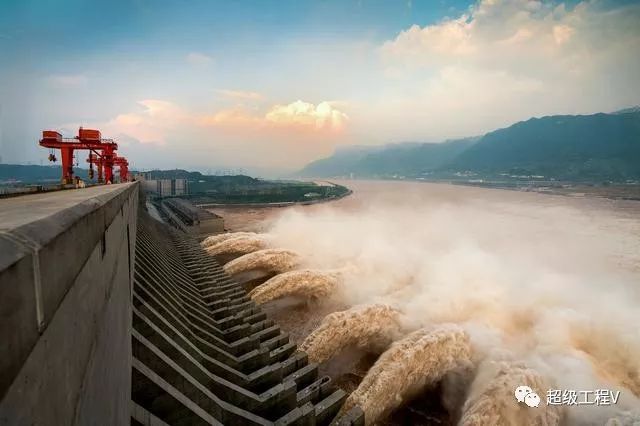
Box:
left=297, top=110, right=640, bottom=182
left=299, top=145, right=385, bottom=177
left=358, top=139, right=477, bottom=176
left=299, top=139, right=476, bottom=178
left=614, top=106, right=640, bottom=115
left=0, top=164, right=88, bottom=184
left=141, top=169, right=261, bottom=186
left=448, top=111, right=640, bottom=180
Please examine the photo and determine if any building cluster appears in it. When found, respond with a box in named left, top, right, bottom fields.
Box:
left=140, top=178, right=188, bottom=197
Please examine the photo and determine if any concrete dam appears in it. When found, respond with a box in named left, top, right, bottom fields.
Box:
left=0, top=182, right=364, bottom=425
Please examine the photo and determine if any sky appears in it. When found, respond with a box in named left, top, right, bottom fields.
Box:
left=0, top=0, right=639, bottom=176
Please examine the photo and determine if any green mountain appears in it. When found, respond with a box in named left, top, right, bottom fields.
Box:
left=447, top=111, right=640, bottom=180
left=141, top=169, right=261, bottom=186
left=298, top=145, right=387, bottom=177
left=298, top=110, right=640, bottom=182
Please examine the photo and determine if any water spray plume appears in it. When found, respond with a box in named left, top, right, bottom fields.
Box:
left=259, top=182, right=640, bottom=422
left=249, top=269, right=341, bottom=305
left=201, top=232, right=257, bottom=248
left=460, top=361, right=562, bottom=426
left=204, top=235, right=268, bottom=256
left=224, top=248, right=300, bottom=275
left=342, top=324, right=472, bottom=424
left=299, top=303, right=403, bottom=364
left=570, top=324, right=640, bottom=398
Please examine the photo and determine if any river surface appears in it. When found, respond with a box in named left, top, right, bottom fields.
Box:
left=208, top=179, right=640, bottom=274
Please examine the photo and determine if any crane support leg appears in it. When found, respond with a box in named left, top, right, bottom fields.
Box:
left=61, top=147, right=74, bottom=184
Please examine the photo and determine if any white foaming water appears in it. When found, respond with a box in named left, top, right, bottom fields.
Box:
left=299, top=303, right=403, bottom=363
left=204, top=234, right=269, bottom=256
left=249, top=268, right=341, bottom=304
left=207, top=180, right=640, bottom=423
left=342, top=324, right=472, bottom=424
left=460, top=360, right=562, bottom=425
left=201, top=231, right=258, bottom=248
left=223, top=248, right=300, bottom=275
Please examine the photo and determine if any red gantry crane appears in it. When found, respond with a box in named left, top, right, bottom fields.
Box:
left=40, top=127, right=129, bottom=185
left=114, top=156, right=130, bottom=182
left=87, top=153, right=130, bottom=183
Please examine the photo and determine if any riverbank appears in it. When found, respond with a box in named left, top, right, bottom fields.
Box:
left=443, top=180, right=640, bottom=201
left=196, top=187, right=352, bottom=209
left=202, top=187, right=352, bottom=232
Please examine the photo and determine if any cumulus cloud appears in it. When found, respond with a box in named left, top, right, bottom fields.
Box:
left=186, top=51, right=214, bottom=65
left=383, top=0, right=640, bottom=84
left=382, top=0, right=591, bottom=70
left=369, top=0, right=640, bottom=140
left=104, top=98, right=349, bottom=141
left=265, top=100, right=349, bottom=131
left=195, top=100, right=349, bottom=132
left=95, top=99, right=344, bottom=171
left=94, top=98, right=350, bottom=171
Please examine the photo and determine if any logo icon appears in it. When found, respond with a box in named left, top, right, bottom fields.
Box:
left=524, top=392, right=541, bottom=407
left=515, top=385, right=540, bottom=407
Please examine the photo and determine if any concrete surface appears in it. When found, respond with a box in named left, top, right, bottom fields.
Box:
left=131, top=213, right=363, bottom=425
left=160, top=198, right=224, bottom=238
left=0, top=183, right=138, bottom=425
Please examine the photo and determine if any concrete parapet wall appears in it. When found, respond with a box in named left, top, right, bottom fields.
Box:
left=0, top=183, right=139, bottom=425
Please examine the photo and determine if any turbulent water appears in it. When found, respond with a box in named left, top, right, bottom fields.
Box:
left=223, top=248, right=300, bottom=275
left=249, top=269, right=341, bottom=304
left=206, top=180, right=640, bottom=425
left=460, top=360, right=562, bottom=426
left=201, top=231, right=258, bottom=248
left=204, top=234, right=269, bottom=256
left=300, top=303, right=402, bottom=363
left=343, top=324, right=472, bottom=424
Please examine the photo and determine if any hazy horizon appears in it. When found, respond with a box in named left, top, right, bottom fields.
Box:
left=1, top=0, right=639, bottom=176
